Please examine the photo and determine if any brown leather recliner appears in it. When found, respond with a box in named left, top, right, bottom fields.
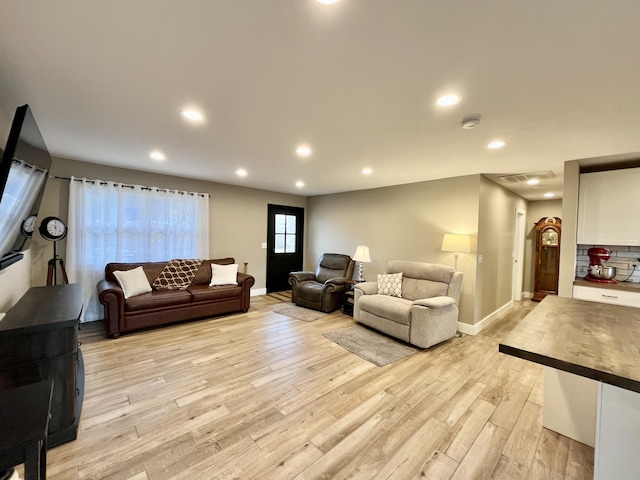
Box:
left=289, top=253, right=355, bottom=313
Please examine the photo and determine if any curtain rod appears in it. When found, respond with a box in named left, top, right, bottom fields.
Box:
left=52, top=175, right=212, bottom=198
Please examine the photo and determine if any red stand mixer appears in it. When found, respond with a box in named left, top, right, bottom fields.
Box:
left=584, top=247, right=618, bottom=284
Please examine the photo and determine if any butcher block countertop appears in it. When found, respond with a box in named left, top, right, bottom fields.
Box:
left=499, top=295, right=640, bottom=393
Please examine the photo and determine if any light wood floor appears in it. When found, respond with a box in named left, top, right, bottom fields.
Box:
left=33, top=293, right=594, bottom=479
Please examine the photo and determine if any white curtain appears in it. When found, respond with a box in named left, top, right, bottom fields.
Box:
left=0, top=159, right=47, bottom=254
left=67, top=177, right=209, bottom=322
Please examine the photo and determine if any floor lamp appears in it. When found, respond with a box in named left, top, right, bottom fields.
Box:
left=441, top=234, right=470, bottom=271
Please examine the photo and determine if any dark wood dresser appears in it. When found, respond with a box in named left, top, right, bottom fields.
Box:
left=0, top=284, right=84, bottom=448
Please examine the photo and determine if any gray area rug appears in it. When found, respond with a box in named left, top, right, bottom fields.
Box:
left=323, top=325, right=419, bottom=367
left=274, top=304, right=327, bottom=322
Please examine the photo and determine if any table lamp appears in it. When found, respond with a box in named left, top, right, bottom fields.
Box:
left=353, top=245, right=371, bottom=282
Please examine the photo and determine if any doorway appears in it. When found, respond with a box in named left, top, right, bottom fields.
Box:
left=512, top=209, right=526, bottom=301
left=266, top=204, right=304, bottom=293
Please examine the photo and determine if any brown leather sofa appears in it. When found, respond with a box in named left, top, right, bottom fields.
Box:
left=97, top=258, right=255, bottom=338
left=289, top=253, right=355, bottom=313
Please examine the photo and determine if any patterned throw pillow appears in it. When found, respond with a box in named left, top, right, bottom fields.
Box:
left=153, top=259, right=203, bottom=290
left=377, top=272, right=403, bottom=297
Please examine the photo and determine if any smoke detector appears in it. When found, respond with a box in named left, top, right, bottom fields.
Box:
left=461, top=114, right=481, bottom=129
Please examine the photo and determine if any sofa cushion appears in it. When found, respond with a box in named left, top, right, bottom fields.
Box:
left=125, top=289, right=192, bottom=312
left=113, top=266, right=153, bottom=299
left=358, top=294, right=413, bottom=325
left=377, top=272, right=403, bottom=297
left=188, top=284, right=243, bottom=302
left=153, top=259, right=203, bottom=290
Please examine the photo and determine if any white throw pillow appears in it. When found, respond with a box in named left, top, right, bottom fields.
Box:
left=377, top=272, right=403, bottom=297
left=210, top=263, right=238, bottom=286
left=113, top=266, right=152, bottom=299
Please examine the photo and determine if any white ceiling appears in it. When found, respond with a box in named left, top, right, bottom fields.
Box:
left=2, top=1, right=640, bottom=199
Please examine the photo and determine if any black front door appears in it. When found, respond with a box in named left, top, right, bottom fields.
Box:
left=266, top=204, right=304, bottom=293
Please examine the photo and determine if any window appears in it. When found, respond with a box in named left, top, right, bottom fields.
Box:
left=274, top=213, right=296, bottom=253
left=67, top=177, right=209, bottom=321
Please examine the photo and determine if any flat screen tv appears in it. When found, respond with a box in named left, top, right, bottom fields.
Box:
left=0, top=104, right=53, bottom=270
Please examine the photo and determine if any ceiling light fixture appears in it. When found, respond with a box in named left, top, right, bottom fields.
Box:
left=295, top=180, right=305, bottom=188
left=296, top=146, right=312, bottom=157
left=181, top=109, right=204, bottom=122
left=149, top=150, right=166, bottom=161
left=317, top=0, right=339, bottom=4
left=527, top=178, right=540, bottom=185
left=544, top=192, right=555, bottom=198
left=236, top=168, right=247, bottom=177
left=362, top=168, right=373, bottom=175
left=487, top=140, right=506, bottom=149
left=436, top=94, right=461, bottom=107
left=461, top=114, right=481, bottom=129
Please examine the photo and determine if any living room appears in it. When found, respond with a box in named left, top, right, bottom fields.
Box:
left=1, top=1, right=639, bottom=479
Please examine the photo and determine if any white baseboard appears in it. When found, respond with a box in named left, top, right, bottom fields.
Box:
left=522, top=291, right=534, bottom=299
left=251, top=288, right=267, bottom=296
left=457, top=300, right=514, bottom=336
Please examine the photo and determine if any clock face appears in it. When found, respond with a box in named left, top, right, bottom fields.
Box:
left=21, top=214, right=37, bottom=236
left=39, top=216, right=68, bottom=241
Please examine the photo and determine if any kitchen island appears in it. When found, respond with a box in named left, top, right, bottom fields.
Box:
left=499, top=295, right=640, bottom=479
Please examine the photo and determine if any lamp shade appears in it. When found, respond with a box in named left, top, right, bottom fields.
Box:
left=441, top=234, right=471, bottom=253
left=353, top=245, right=371, bottom=263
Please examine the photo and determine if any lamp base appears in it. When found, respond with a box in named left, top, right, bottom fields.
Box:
left=356, top=262, right=365, bottom=282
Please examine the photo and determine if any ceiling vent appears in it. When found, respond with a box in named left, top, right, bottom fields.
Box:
left=499, top=170, right=556, bottom=184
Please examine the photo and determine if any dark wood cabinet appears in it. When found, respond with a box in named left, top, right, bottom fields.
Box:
left=533, top=217, right=562, bottom=302
left=0, top=284, right=84, bottom=448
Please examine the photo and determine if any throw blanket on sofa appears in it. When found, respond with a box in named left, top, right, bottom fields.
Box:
left=153, top=259, right=203, bottom=290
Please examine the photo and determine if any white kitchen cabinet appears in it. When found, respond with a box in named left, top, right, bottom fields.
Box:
left=595, top=383, right=640, bottom=479
left=573, top=285, right=640, bottom=308
left=577, top=168, right=640, bottom=246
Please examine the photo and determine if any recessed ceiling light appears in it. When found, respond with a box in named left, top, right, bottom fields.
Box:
left=149, top=150, right=166, bottom=161
left=296, top=146, right=312, bottom=157
left=317, top=0, right=339, bottom=4
left=487, top=140, right=506, bottom=149
left=527, top=178, right=540, bottom=185
left=236, top=168, right=247, bottom=177
left=181, top=109, right=204, bottom=122
left=544, top=192, right=555, bottom=198
left=436, top=94, right=461, bottom=107
left=295, top=180, right=305, bottom=188
left=362, top=168, right=373, bottom=175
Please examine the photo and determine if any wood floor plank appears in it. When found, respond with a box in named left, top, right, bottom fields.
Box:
left=35, top=296, right=593, bottom=480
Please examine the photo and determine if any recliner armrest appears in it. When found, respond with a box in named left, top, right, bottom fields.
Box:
left=289, top=271, right=316, bottom=285
left=325, top=276, right=349, bottom=286
left=353, top=281, right=378, bottom=295
left=413, top=296, right=456, bottom=309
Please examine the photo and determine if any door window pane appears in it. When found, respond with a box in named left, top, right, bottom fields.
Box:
left=274, top=234, right=285, bottom=253
left=286, top=215, right=296, bottom=234
left=285, top=234, right=296, bottom=253
left=275, top=214, right=286, bottom=234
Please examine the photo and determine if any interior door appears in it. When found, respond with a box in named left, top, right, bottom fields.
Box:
left=266, top=204, right=304, bottom=293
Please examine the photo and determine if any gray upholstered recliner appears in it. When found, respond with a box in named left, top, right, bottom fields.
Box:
left=289, top=253, right=355, bottom=313
left=354, top=260, right=463, bottom=348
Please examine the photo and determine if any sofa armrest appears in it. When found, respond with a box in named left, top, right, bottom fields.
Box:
left=289, top=271, right=316, bottom=286
left=412, top=296, right=456, bottom=309
left=97, top=279, right=125, bottom=338
left=236, top=272, right=255, bottom=312
left=353, top=281, right=378, bottom=296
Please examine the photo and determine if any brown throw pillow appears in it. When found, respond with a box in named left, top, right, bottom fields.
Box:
left=153, top=259, right=203, bottom=290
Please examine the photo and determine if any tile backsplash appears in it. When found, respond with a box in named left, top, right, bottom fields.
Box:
left=576, top=245, right=640, bottom=283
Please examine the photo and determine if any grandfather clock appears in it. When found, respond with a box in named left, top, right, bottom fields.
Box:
left=533, top=217, right=561, bottom=301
